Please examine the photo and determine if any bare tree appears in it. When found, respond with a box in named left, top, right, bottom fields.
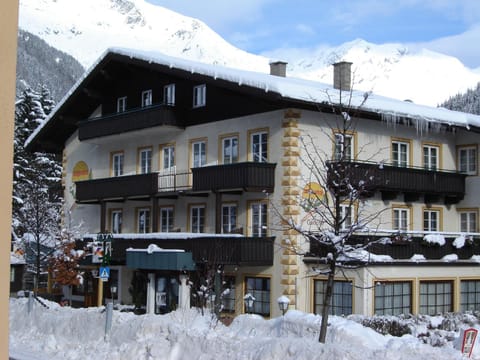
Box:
left=275, top=87, right=387, bottom=343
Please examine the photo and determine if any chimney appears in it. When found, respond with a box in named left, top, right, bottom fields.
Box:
left=333, top=61, right=352, bottom=91
left=269, top=61, right=287, bottom=77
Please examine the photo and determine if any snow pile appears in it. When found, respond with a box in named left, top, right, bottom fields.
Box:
left=9, top=297, right=478, bottom=360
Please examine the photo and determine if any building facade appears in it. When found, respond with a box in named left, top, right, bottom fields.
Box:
left=27, top=49, right=480, bottom=318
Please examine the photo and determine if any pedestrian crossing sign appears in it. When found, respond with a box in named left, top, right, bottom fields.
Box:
left=99, top=266, right=110, bottom=281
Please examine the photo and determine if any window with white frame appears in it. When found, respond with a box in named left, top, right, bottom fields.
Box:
left=137, top=208, right=151, bottom=233
left=392, top=140, right=409, bottom=167
left=374, top=281, right=412, bottom=316
left=458, top=146, right=477, bottom=174
left=110, top=210, right=122, bottom=234
left=190, top=205, right=205, bottom=233
left=222, top=203, right=237, bottom=233
left=460, top=280, right=480, bottom=312
left=222, top=276, right=236, bottom=313
left=334, top=133, right=353, bottom=161
left=339, top=204, right=352, bottom=231
left=393, top=207, right=410, bottom=232
left=222, top=136, right=238, bottom=164
left=251, top=202, right=267, bottom=237
left=192, top=140, right=206, bottom=168
left=138, top=147, right=152, bottom=174
left=111, top=152, right=124, bottom=177
left=163, top=84, right=175, bottom=105
left=423, top=209, right=440, bottom=232
left=245, top=276, right=270, bottom=316
left=162, top=145, right=175, bottom=170
left=251, top=131, right=268, bottom=163
left=117, top=96, right=127, bottom=112
left=141, top=89, right=152, bottom=107
left=314, top=280, right=352, bottom=316
left=193, top=84, right=206, bottom=107
left=460, top=211, right=477, bottom=233
left=419, top=281, right=453, bottom=315
left=423, top=144, right=439, bottom=170
left=160, top=207, right=174, bottom=232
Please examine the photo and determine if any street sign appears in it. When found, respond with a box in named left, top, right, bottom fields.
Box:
left=99, top=266, right=110, bottom=282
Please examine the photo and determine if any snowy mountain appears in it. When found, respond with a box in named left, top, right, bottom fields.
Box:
left=18, top=0, right=480, bottom=106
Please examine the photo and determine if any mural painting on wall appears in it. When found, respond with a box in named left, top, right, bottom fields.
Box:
left=70, top=161, right=90, bottom=199
left=300, top=182, right=325, bottom=228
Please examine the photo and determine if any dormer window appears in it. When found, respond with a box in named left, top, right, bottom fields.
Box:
left=141, top=90, right=152, bottom=107
left=193, top=84, right=206, bottom=108
left=163, top=84, right=175, bottom=105
left=117, top=96, right=127, bottom=113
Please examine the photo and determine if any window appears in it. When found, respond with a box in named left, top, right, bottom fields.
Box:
left=250, top=202, right=267, bottom=236
left=423, top=209, right=441, bottom=232
left=110, top=209, right=122, bottom=234
left=222, top=135, right=238, bottom=164
left=193, top=84, right=206, bottom=107
left=190, top=205, right=205, bottom=233
left=339, top=204, right=352, bottom=231
left=314, top=280, right=352, bottom=316
left=137, top=208, right=151, bottom=233
left=111, top=152, right=124, bottom=177
left=334, top=132, right=353, bottom=161
left=162, top=144, right=175, bottom=170
left=374, top=281, right=412, bottom=315
left=419, top=281, right=453, bottom=315
left=245, top=277, right=270, bottom=316
left=117, top=96, right=127, bottom=112
left=222, top=276, right=236, bottom=313
left=460, top=211, right=477, bottom=233
left=460, top=280, right=480, bottom=312
left=163, top=84, right=175, bottom=105
left=191, top=140, right=206, bottom=168
left=250, top=130, right=268, bottom=163
left=160, top=207, right=174, bottom=232
left=458, top=146, right=477, bottom=174
left=138, top=147, right=152, bottom=174
left=393, top=207, right=410, bottom=232
left=141, top=89, right=152, bottom=107
left=392, top=140, right=410, bottom=167
left=222, top=203, right=237, bottom=233
left=423, top=144, right=439, bottom=170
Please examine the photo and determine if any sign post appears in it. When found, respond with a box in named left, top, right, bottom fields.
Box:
left=461, top=328, right=478, bottom=358
left=96, top=233, right=112, bottom=306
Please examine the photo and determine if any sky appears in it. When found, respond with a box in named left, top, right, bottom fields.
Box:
left=146, top=0, right=480, bottom=69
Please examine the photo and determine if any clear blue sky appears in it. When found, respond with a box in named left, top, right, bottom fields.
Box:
left=146, top=0, right=480, bottom=69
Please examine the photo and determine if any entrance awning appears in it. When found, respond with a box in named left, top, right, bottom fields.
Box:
left=126, top=244, right=196, bottom=271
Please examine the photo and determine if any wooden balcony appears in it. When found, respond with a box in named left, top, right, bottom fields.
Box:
left=327, top=161, right=466, bottom=204
left=78, top=104, right=182, bottom=140
left=308, top=235, right=480, bottom=262
left=75, top=173, right=159, bottom=202
left=192, top=162, right=276, bottom=193
left=80, top=235, right=274, bottom=266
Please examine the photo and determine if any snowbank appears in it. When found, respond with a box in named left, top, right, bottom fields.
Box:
left=9, top=298, right=477, bottom=360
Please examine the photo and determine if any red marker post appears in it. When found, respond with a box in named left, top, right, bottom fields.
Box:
left=461, top=328, right=478, bottom=358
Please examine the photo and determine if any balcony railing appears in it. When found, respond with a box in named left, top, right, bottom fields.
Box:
left=78, top=104, right=182, bottom=140
left=192, top=162, right=276, bottom=193
left=327, top=161, right=466, bottom=203
left=80, top=235, right=274, bottom=266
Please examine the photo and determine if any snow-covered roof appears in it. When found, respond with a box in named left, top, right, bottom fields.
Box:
left=26, top=47, right=480, bottom=147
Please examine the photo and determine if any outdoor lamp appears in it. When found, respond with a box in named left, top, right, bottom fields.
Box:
left=243, top=293, right=255, bottom=314
left=277, top=295, right=290, bottom=316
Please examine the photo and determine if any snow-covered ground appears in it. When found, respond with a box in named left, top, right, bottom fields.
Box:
left=9, top=297, right=480, bottom=360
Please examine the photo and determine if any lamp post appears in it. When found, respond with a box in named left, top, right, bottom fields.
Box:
left=277, top=295, right=290, bottom=316
left=243, top=293, right=255, bottom=314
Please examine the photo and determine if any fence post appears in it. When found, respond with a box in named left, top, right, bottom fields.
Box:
left=27, top=291, right=33, bottom=314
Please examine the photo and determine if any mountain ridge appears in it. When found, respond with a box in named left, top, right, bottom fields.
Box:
left=18, top=0, right=480, bottom=106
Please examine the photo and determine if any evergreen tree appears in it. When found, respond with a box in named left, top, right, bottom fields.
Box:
left=12, top=86, right=62, bottom=292
left=441, top=82, right=480, bottom=115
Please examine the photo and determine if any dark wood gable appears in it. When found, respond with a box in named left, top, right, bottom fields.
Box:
left=27, top=52, right=288, bottom=152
